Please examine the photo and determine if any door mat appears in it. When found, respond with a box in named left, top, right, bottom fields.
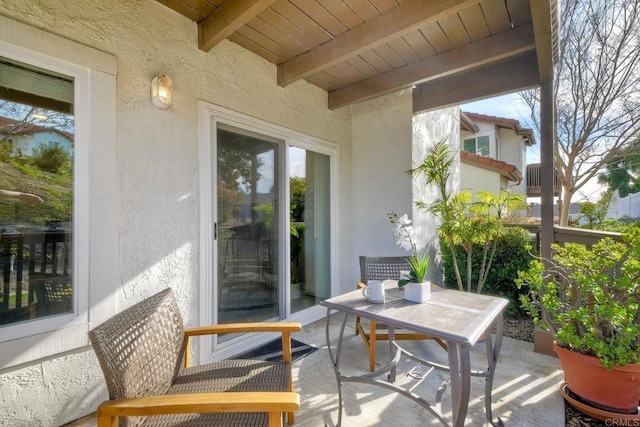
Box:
left=236, top=338, right=318, bottom=363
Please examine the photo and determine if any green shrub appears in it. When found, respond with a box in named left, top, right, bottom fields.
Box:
left=32, top=143, right=70, bottom=174
left=441, top=226, right=536, bottom=314
left=517, top=231, right=640, bottom=369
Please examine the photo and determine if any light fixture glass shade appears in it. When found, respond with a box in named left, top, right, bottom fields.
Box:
left=151, top=74, right=172, bottom=109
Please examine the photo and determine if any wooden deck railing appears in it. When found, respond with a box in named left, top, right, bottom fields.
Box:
left=504, top=223, right=623, bottom=252
left=0, top=227, right=72, bottom=326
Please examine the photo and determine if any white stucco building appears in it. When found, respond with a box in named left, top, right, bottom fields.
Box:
left=0, top=1, right=557, bottom=424
left=0, top=6, right=454, bottom=425
left=459, top=111, right=535, bottom=197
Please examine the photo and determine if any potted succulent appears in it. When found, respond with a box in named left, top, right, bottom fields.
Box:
left=389, top=212, right=431, bottom=302
left=516, top=230, right=640, bottom=415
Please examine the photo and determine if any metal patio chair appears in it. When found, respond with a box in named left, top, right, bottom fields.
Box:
left=355, top=256, right=447, bottom=371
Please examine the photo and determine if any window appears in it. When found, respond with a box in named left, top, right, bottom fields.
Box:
left=463, top=135, right=491, bottom=157
left=0, top=14, right=116, bottom=368
left=0, top=56, right=75, bottom=330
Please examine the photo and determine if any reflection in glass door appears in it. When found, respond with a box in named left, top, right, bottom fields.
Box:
left=216, top=124, right=280, bottom=324
left=289, top=147, right=330, bottom=314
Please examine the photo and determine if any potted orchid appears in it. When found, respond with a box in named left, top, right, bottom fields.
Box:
left=389, top=212, right=430, bottom=302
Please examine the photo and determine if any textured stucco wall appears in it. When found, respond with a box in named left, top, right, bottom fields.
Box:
left=350, top=96, right=460, bottom=286
left=350, top=90, right=414, bottom=286
left=0, top=0, right=352, bottom=424
left=412, top=107, right=460, bottom=283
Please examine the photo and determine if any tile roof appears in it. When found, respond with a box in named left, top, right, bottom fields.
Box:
left=0, top=116, right=73, bottom=140
left=460, top=150, right=523, bottom=184
left=461, top=111, right=536, bottom=146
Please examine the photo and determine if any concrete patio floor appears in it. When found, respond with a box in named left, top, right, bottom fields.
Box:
left=67, top=314, right=565, bottom=426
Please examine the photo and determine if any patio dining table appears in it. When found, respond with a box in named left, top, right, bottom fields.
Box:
left=320, top=281, right=508, bottom=427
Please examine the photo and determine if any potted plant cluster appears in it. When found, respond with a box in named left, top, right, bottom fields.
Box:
left=516, top=230, right=640, bottom=416
left=389, top=211, right=430, bottom=302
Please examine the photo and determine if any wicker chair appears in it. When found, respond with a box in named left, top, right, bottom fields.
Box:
left=355, top=256, right=447, bottom=371
left=88, top=288, right=301, bottom=427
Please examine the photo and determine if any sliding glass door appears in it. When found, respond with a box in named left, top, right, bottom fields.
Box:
left=216, top=124, right=281, bottom=324
left=200, top=102, right=336, bottom=357
left=289, top=147, right=331, bottom=314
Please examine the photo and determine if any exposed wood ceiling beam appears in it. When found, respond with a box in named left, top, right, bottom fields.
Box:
left=328, top=23, right=535, bottom=110
left=412, top=53, right=540, bottom=113
left=199, top=0, right=277, bottom=52
left=277, top=0, right=481, bottom=87
left=529, top=0, right=557, bottom=81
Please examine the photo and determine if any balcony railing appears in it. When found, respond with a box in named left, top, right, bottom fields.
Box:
left=526, top=163, right=560, bottom=197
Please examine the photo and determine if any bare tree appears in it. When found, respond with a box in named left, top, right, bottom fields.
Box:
left=522, top=0, right=640, bottom=225
left=0, top=101, right=74, bottom=145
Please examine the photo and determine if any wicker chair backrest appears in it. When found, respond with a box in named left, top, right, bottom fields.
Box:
left=359, top=256, right=410, bottom=282
left=89, top=288, right=185, bottom=402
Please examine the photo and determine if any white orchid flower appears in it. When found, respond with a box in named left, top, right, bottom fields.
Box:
left=398, top=214, right=412, bottom=226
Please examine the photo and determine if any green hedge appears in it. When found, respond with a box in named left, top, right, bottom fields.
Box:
left=441, top=226, right=536, bottom=315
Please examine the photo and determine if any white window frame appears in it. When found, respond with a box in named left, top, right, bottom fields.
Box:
left=463, top=132, right=494, bottom=157
left=0, top=15, right=116, bottom=368
left=198, top=101, right=339, bottom=364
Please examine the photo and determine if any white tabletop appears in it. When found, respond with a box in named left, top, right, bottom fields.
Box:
left=321, top=282, right=508, bottom=346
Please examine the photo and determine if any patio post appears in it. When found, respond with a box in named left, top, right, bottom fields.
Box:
left=539, top=77, right=555, bottom=263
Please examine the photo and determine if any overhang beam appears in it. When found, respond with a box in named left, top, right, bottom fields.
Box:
left=329, top=23, right=535, bottom=110
left=412, top=53, right=540, bottom=114
left=199, top=0, right=276, bottom=52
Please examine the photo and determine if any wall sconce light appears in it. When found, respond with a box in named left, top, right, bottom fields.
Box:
left=151, top=74, right=172, bottom=109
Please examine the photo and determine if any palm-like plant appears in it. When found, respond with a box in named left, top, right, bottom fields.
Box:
left=410, top=140, right=526, bottom=293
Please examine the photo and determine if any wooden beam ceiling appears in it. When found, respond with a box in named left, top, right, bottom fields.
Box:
left=199, top=0, right=278, bottom=52
left=155, top=0, right=559, bottom=110
left=530, top=0, right=559, bottom=81
left=277, top=0, right=482, bottom=87
left=329, top=22, right=535, bottom=110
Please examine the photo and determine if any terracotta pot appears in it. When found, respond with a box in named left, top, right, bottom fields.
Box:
left=554, top=342, right=640, bottom=414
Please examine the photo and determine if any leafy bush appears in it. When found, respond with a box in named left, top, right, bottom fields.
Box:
left=517, top=230, right=640, bottom=369
left=32, top=143, right=70, bottom=174
left=441, top=226, right=536, bottom=314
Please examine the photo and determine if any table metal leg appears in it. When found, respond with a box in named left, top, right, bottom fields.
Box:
left=447, top=342, right=472, bottom=427
left=484, top=312, right=504, bottom=425
left=323, top=306, right=504, bottom=427
left=325, top=308, right=350, bottom=427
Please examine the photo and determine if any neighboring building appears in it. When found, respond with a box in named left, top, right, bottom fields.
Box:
left=459, top=111, right=535, bottom=198
left=0, top=116, right=73, bottom=156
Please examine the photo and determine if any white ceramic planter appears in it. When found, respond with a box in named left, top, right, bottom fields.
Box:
left=403, top=281, right=431, bottom=303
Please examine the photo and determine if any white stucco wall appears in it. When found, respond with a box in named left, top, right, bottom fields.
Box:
left=461, top=119, right=529, bottom=196
left=350, top=90, right=414, bottom=286
left=497, top=127, right=528, bottom=195
left=9, top=131, right=73, bottom=156
left=350, top=96, right=460, bottom=285
left=0, top=1, right=352, bottom=424
left=460, top=163, right=503, bottom=195
left=412, top=107, right=460, bottom=283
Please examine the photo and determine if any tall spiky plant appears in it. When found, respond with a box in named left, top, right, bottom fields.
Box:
left=409, top=140, right=526, bottom=293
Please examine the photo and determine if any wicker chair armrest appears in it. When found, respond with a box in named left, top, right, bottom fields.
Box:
left=184, top=322, right=301, bottom=337
left=96, top=392, right=300, bottom=427
left=356, top=281, right=366, bottom=289
left=182, top=322, right=302, bottom=367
